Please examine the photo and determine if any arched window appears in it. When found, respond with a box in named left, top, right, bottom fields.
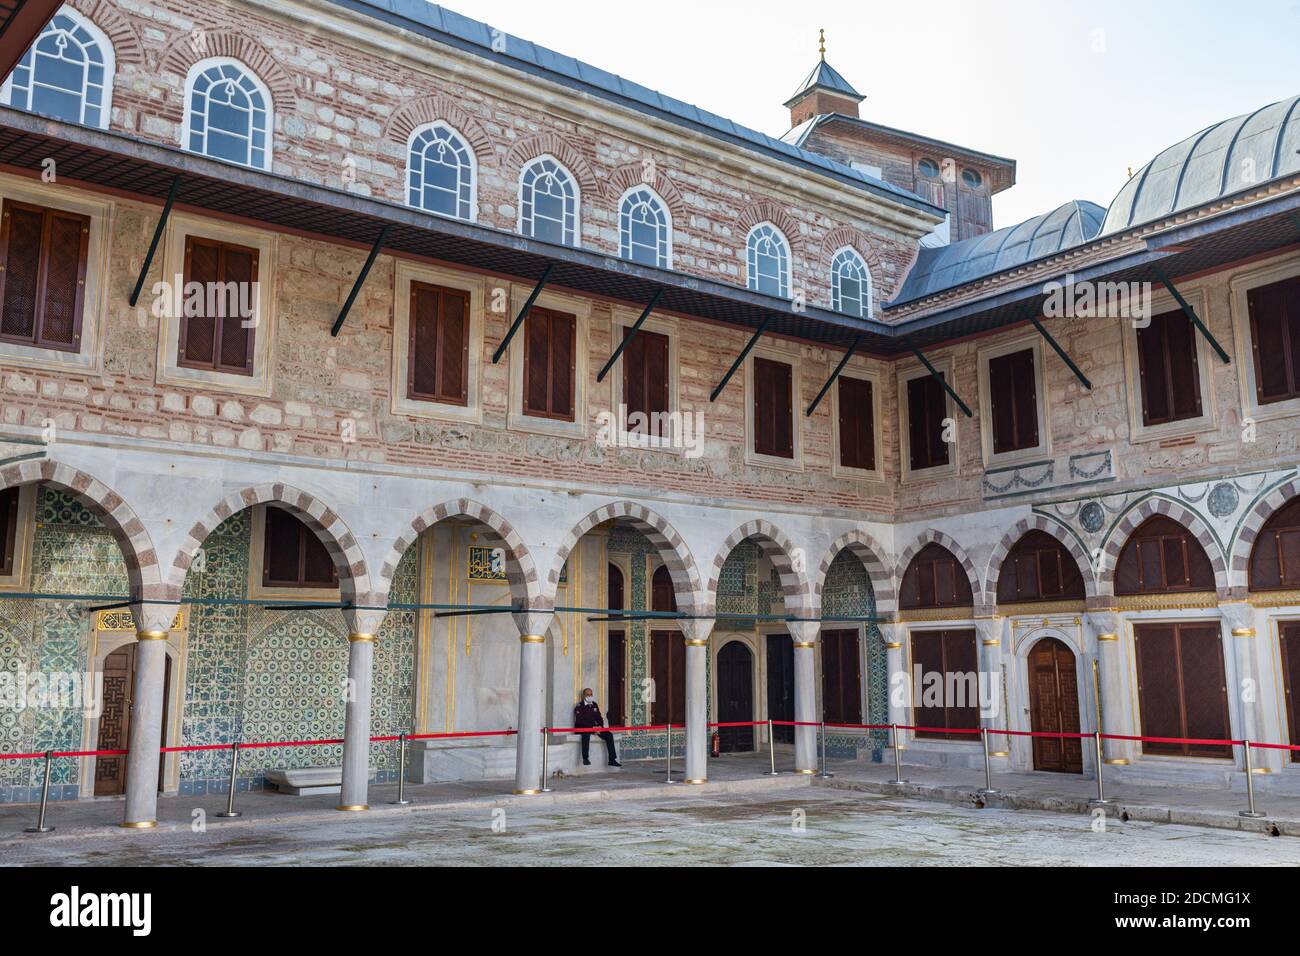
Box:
left=997, top=530, right=1085, bottom=604
left=1114, top=516, right=1215, bottom=595
left=519, top=156, right=578, bottom=246
left=746, top=223, right=790, bottom=298
left=619, top=187, right=670, bottom=268
left=407, top=122, right=475, bottom=221
left=183, top=59, right=272, bottom=170
left=1, top=9, right=114, bottom=128
left=900, top=543, right=973, bottom=610
left=831, top=247, right=872, bottom=318
left=1249, top=497, right=1300, bottom=591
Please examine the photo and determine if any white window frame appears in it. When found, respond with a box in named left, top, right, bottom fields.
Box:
left=829, top=362, right=884, bottom=482
left=405, top=121, right=477, bottom=222
left=0, top=8, right=115, bottom=129
left=976, top=334, right=1051, bottom=467
left=743, top=341, right=803, bottom=472
left=181, top=57, right=274, bottom=171
left=746, top=222, right=791, bottom=299
left=617, top=184, right=672, bottom=269
left=518, top=155, right=579, bottom=247
left=830, top=246, right=873, bottom=318
left=607, top=306, right=681, bottom=453
left=505, top=283, right=590, bottom=439
left=898, top=355, right=959, bottom=482
left=0, top=172, right=113, bottom=375
left=154, top=211, right=278, bottom=397
left=1229, top=252, right=1300, bottom=424
left=391, top=259, right=485, bottom=424
left=1119, top=285, right=1217, bottom=444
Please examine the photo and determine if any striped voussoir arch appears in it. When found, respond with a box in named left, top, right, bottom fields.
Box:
left=983, top=514, right=1098, bottom=604
left=893, top=529, right=982, bottom=601
left=381, top=499, right=541, bottom=610
left=813, top=528, right=896, bottom=619
left=708, top=519, right=813, bottom=619
left=0, top=457, right=163, bottom=601
left=1230, top=477, right=1300, bottom=589
left=1097, top=496, right=1229, bottom=597
left=549, top=501, right=703, bottom=612
left=169, top=483, right=371, bottom=604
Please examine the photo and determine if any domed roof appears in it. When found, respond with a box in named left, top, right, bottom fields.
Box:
left=893, top=200, right=1105, bottom=305
left=1101, top=94, right=1300, bottom=236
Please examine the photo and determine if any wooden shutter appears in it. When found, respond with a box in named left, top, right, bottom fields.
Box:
left=1247, top=275, right=1300, bottom=404
left=996, top=531, right=1085, bottom=604
left=0, top=486, right=18, bottom=576
left=821, top=629, right=862, bottom=725
left=262, top=506, right=337, bottom=589
left=607, top=630, right=626, bottom=728
left=907, top=372, right=950, bottom=471
left=1137, top=309, right=1201, bottom=426
left=943, top=629, right=980, bottom=735
left=837, top=376, right=875, bottom=470
left=988, top=348, right=1038, bottom=454
left=622, top=327, right=669, bottom=437
left=1249, top=498, right=1300, bottom=590
left=1135, top=622, right=1230, bottom=758
left=1116, top=517, right=1215, bottom=594
left=913, top=629, right=977, bottom=739
left=1281, top=623, right=1300, bottom=760
left=753, top=356, right=793, bottom=459
left=651, top=630, right=669, bottom=725
left=0, top=199, right=89, bottom=352
left=180, top=235, right=257, bottom=375
left=900, top=543, right=973, bottom=610
left=409, top=282, right=469, bottom=405
left=522, top=306, right=576, bottom=421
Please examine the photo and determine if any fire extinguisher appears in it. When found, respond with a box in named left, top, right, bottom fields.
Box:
left=710, top=730, right=721, bottom=758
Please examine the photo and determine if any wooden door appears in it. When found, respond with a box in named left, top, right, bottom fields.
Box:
left=821, top=629, right=863, bottom=726
left=1027, top=638, right=1083, bottom=773
left=1281, top=622, right=1300, bottom=762
left=1134, top=622, right=1231, bottom=758
left=717, top=641, right=754, bottom=752
left=94, top=645, right=171, bottom=796
left=766, top=634, right=795, bottom=744
left=650, top=631, right=685, bottom=725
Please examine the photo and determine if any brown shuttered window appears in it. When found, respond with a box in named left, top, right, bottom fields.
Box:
left=837, top=375, right=875, bottom=470
left=179, top=236, right=258, bottom=375
left=1114, top=516, right=1216, bottom=595
left=1134, top=622, right=1231, bottom=758
left=1281, top=622, right=1300, bottom=761
left=912, top=628, right=980, bottom=739
left=987, top=348, right=1039, bottom=454
left=522, top=306, right=576, bottom=421
left=621, top=326, right=669, bottom=437
left=1248, top=497, right=1300, bottom=591
left=820, top=629, right=862, bottom=725
left=607, top=563, right=626, bottom=728
left=262, top=506, right=338, bottom=589
left=996, top=530, right=1086, bottom=604
left=900, top=543, right=973, bottom=610
left=752, top=356, right=794, bottom=459
left=408, top=281, right=469, bottom=405
left=907, top=372, right=950, bottom=471
left=0, top=199, right=89, bottom=352
left=0, top=486, right=19, bottom=576
left=649, top=565, right=684, bottom=725
left=1247, top=274, right=1300, bottom=405
left=1135, top=308, right=1202, bottom=426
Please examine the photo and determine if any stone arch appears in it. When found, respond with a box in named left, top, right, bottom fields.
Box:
left=893, top=529, right=982, bottom=604
left=69, top=0, right=146, bottom=63
left=1231, top=477, right=1300, bottom=590
left=984, top=515, right=1097, bottom=604
left=735, top=200, right=802, bottom=257
left=814, top=529, right=895, bottom=619
left=707, top=519, right=813, bottom=619
left=383, top=93, right=494, bottom=158
left=603, top=162, right=686, bottom=221
left=0, top=457, right=162, bottom=600
left=380, top=498, right=541, bottom=610
left=504, top=132, right=598, bottom=196
left=548, top=501, right=702, bottom=613
left=168, top=483, right=371, bottom=604
left=1098, top=496, right=1229, bottom=597
left=819, top=226, right=885, bottom=279
left=160, top=32, right=296, bottom=114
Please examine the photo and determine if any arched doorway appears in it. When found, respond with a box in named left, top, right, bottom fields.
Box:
left=717, top=641, right=754, bottom=752
left=1027, top=638, right=1082, bottom=773
left=94, top=645, right=172, bottom=796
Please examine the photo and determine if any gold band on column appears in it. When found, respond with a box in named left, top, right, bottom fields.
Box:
left=684, top=778, right=707, bottom=785
left=511, top=788, right=541, bottom=795
left=793, top=641, right=815, bottom=649
left=794, top=768, right=817, bottom=775
left=520, top=634, right=545, bottom=644
left=348, top=633, right=376, bottom=643
left=335, top=804, right=369, bottom=811
left=136, top=630, right=168, bottom=641
left=684, top=639, right=707, bottom=647
left=981, top=638, right=1000, bottom=646
left=884, top=642, right=902, bottom=650
left=1231, top=628, right=1256, bottom=638
left=119, top=820, right=158, bottom=828
left=1097, top=633, right=1119, bottom=642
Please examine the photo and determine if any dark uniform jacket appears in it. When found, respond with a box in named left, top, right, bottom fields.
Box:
left=574, top=700, right=604, bottom=729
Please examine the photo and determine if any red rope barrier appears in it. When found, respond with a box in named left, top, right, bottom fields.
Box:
left=547, top=723, right=673, bottom=734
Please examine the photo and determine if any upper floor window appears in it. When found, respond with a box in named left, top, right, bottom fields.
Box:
left=519, top=157, right=577, bottom=246
left=184, top=59, right=272, bottom=170
left=177, top=235, right=258, bottom=375
left=752, top=355, right=794, bottom=459
left=997, top=531, right=1085, bottom=604
left=522, top=305, right=576, bottom=421
left=408, top=281, right=469, bottom=405
left=899, top=543, right=973, bottom=610
left=619, top=187, right=670, bottom=268
left=407, top=123, right=474, bottom=221
left=746, top=223, right=790, bottom=298
left=905, top=370, right=950, bottom=472
left=621, top=325, right=670, bottom=438
left=1, top=10, right=113, bottom=128
left=830, top=247, right=872, bottom=318
left=0, top=198, right=89, bottom=352
left=837, top=375, right=875, bottom=472
left=262, top=506, right=337, bottom=590
left=1248, top=496, right=1300, bottom=591
left=1114, top=516, right=1215, bottom=595
left=1135, top=308, right=1202, bottom=427
left=1246, top=273, right=1300, bottom=405
left=986, top=347, right=1039, bottom=455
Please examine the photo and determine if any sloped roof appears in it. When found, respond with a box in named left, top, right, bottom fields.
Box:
left=784, top=59, right=864, bottom=107
left=1102, top=94, right=1300, bottom=235
left=892, top=200, right=1105, bottom=305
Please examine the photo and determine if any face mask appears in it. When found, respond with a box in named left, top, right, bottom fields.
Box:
left=584, top=696, right=594, bottom=703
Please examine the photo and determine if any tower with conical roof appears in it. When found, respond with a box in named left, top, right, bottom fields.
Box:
left=784, top=29, right=865, bottom=126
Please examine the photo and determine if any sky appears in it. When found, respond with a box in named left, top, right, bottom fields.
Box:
left=454, top=0, right=1300, bottom=228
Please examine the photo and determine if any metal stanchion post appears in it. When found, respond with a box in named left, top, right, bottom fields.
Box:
left=24, top=750, right=55, bottom=833
left=1088, top=731, right=1111, bottom=807
left=818, top=721, right=834, bottom=779
left=977, top=728, right=999, bottom=796
left=540, top=727, right=553, bottom=793
left=664, top=724, right=677, bottom=784
left=765, top=718, right=779, bottom=776
left=390, top=733, right=412, bottom=805
left=1239, top=741, right=1265, bottom=819
left=889, top=723, right=907, bottom=785
left=216, top=742, right=242, bottom=818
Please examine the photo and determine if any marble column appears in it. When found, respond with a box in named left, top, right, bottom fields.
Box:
left=338, top=607, right=387, bottom=812
left=1221, top=602, right=1273, bottom=772
left=120, top=602, right=175, bottom=829
left=788, top=621, right=820, bottom=774
left=881, top=622, right=907, bottom=736
left=1086, top=609, right=1128, bottom=765
left=512, top=608, right=554, bottom=794
left=681, top=618, right=714, bottom=784
left=975, top=616, right=1008, bottom=757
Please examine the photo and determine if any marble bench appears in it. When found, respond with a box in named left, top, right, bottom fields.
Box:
left=264, top=767, right=343, bottom=796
